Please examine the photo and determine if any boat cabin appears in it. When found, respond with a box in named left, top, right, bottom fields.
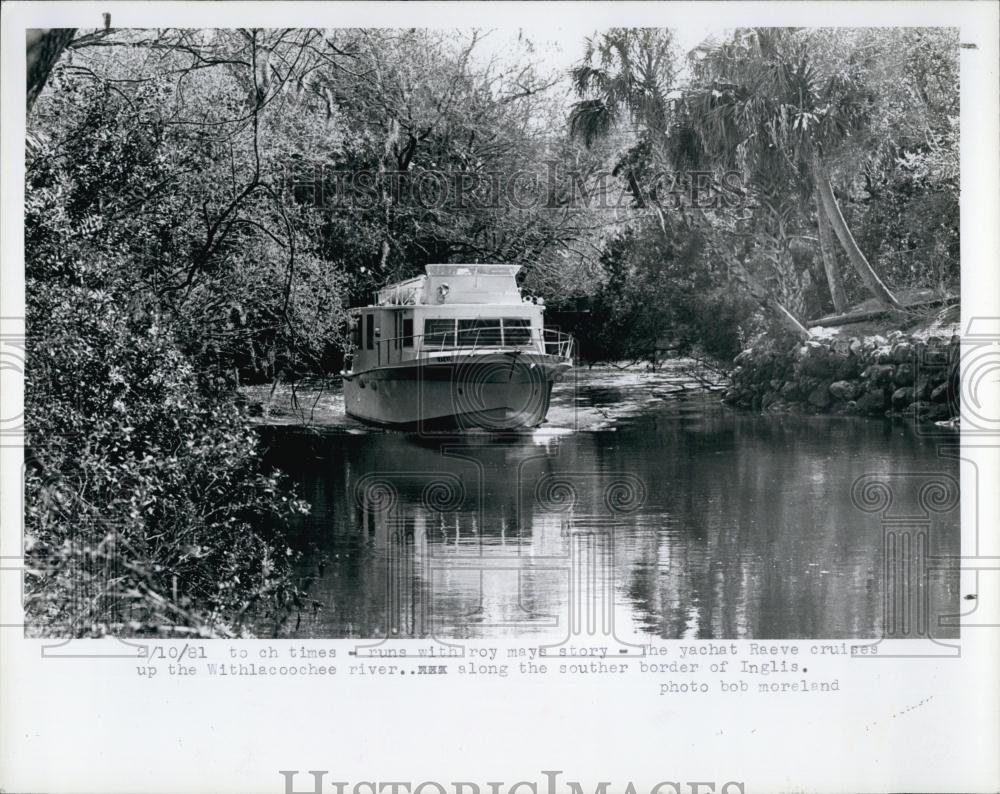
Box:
left=347, top=264, right=558, bottom=374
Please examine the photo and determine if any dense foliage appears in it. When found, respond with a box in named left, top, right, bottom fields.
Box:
left=23, top=26, right=959, bottom=634
left=566, top=27, right=959, bottom=354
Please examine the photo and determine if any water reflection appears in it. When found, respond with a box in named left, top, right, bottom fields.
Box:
left=263, top=391, right=960, bottom=641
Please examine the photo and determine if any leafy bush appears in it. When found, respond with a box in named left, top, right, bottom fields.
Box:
left=567, top=225, right=758, bottom=365
left=24, top=283, right=309, bottom=637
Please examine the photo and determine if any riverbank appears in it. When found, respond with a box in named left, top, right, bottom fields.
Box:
left=241, top=359, right=726, bottom=434
left=722, top=303, right=960, bottom=423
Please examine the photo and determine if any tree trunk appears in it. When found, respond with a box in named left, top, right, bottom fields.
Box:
left=815, top=184, right=849, bottom=313
left=26, top=29, right=76, bottom=114
left=813, top=153, right=903, bottom=310
left=731, top=257, right=812, bottom=340
left=761, top=292, right=813, bottom=339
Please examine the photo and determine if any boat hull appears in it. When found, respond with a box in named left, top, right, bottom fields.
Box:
left=343, top=352, right=569, bottom=430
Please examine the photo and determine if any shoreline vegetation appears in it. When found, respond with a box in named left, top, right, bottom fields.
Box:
left=24, top=27, right=958, bottom=637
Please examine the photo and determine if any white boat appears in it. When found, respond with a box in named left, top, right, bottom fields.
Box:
left=342, top=264, right=573, bottom=430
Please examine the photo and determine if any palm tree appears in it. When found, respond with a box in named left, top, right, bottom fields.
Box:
left=815, top=184, right=849, bottom=313
left=569, top=28, right=676, bottom=146
left=684, top=28, right=902, bottom=310
left=570, top=28, right=813, bottom=339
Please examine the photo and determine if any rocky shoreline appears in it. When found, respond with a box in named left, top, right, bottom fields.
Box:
left=722, top=330, right=960, bottom=423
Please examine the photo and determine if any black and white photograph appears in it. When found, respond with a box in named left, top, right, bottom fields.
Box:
left=1, top=2, right=998, bottom=793
left=19, top=20, right=964, bottom=641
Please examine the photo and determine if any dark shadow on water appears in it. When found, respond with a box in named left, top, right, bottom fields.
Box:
left=260, top=391, right=961, bottom=641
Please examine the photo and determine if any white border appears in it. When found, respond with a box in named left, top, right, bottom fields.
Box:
left=2, top=4, right=998, bottom=793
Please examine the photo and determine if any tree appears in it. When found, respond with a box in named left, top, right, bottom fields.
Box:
left=25, top=25, right=625, bottom=630
left=683, top=28, right=903, bottom=309
left=26, top=28, right=76, bottom=112
left=570, top=28, right=812, bottom=340
left=570, top=28, right=677, bottom=145
left=815, top=184, right=848, bottom=312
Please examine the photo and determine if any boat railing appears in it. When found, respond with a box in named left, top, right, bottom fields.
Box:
left=541, top=328, right=574, bottom=360
left=348, top=328, right=574, bottom=369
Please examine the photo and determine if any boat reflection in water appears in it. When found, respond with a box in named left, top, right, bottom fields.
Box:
left=264, top=393, right=961, bottom=642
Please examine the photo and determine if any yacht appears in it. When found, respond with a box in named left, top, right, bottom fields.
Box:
left=342, top=264, right=573, bottom=429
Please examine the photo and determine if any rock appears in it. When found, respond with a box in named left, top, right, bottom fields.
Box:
left=804, top=360, right=835, bottom=379
left=894, top=363, right=915, bottom=386
left=914, top=376, right=933, bottom=400
left=856, top=390, right=885, bottom=415
left=922, top=348, right=949, bottom=367
left=831, top=338, right=850, bottom=357
left=892, top=386, right=916, bottom=408
left=866, top=364, right=895, bottom=386
left=921, top=403, right=951, bottom=422
left=733, top=349, right=753, bottom=366
left=808, top=383, right=832, bottom=408
left=832, top=353, right=860, bottom=379
left=876, top=349, right=893, bottom=365
left=829, top=380, right=862, bottom=401
left=848, top=337, right=863, bottom=356
left=781, top=381, right=802, bottom=401
left=872, top=335, right=888, bottom=347
left=891, top=342, right=914, bottom=364
left=930, top=382, right=951, bottom=403
left=798, top=343, right=834, bottom=378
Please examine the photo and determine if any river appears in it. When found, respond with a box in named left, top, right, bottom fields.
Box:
left=259, top=366, right=961, bottom=642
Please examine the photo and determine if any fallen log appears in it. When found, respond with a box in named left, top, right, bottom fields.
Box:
left=807, top=295, right=959, bottom=328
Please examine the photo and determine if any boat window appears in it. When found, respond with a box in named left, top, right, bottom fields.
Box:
left=402, top=318, right=414, bottom=348
left=457, top=319, right=501, bottom=347
left=424, top=318, right=456, bottom=349
left=502, top=318, right=532, bottom=346
left=365, top=314, right=374, bottom=350
left=351, top=317, right=362, bottom=349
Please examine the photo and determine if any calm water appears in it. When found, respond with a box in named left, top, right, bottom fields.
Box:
left=261, top=369, right=961, bottom=641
